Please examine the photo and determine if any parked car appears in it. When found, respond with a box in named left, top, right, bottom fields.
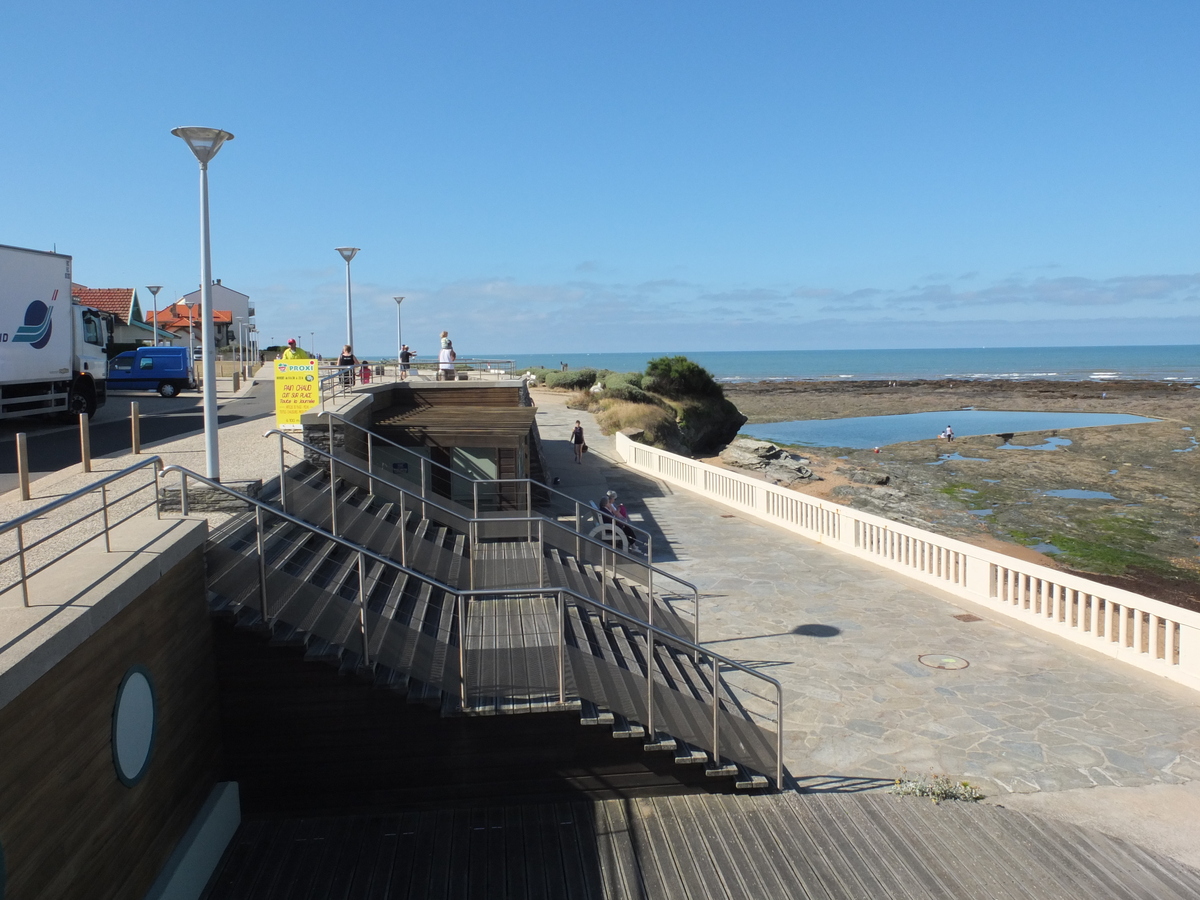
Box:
left=107, top=346, right=196, bottom=397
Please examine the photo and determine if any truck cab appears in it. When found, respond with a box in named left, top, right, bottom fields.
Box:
left=107, top=346, right=196, bottom=397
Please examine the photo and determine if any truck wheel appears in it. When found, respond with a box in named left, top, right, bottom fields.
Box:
left=159, top=382, right=179, bottom=398
left=68, top=383, right=97, bottom=418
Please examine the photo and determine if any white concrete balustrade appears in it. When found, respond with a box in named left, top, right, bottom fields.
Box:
left=617, top=433, right=1200, bottom=692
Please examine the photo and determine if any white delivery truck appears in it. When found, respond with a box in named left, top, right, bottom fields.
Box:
left=0, top=244, right=109, bottom=418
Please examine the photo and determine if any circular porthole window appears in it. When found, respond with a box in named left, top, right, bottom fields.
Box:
left=112, top=665, right=156, bottom=787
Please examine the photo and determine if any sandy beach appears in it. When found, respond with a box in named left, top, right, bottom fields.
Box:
left=720, top=379, right=1200, bottom=609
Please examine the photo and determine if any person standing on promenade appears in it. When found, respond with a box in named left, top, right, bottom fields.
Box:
left=400, top=344, right=414, bottom=380
left=282, top=338, right=311, bottom=360
left=338, top=344, right=358, bottom=387
left=361, top=360, right=371, bottom=384
left=440, top=330, right=451, bottom=350
left=571, top=420, right=585, bottom=463
left=438, top=340, right=456, bottom=381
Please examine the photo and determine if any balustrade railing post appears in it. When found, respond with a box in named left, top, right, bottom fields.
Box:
left=256, top=505, right=269, bottom=621
left=16, top=524, right=29, bottom=607
left=367, top=437, right=375, bottom=496
left=539, top=519, right=545, bottom=589
left=357, top=551, right=371, bottom=668
left=473, top=480, right=479, bottom=518
left=100, top=484, right=111, bottom=552
left=557, top=590, right=566, bottom=704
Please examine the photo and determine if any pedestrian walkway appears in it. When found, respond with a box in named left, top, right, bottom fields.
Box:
left=530, top=387, right=1200, bottom=869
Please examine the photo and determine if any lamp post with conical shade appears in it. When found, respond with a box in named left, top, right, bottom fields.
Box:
left=171, top=126, right=233, bottom=480
left=336, top=247, right=360, bottom=349
left=146, top=285, right=162, bottom=346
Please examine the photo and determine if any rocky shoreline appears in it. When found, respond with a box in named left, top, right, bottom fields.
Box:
left=718, top=379, right=1200, bottom=610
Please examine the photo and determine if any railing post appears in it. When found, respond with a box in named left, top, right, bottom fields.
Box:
left=256, top=505, right=269, bottom=621
left=366, top=436, right=375, bottom=496
left=180, top=472, right=190, bottom=516
left=278, top=434, right=288, bottom=514
left=776, top=683, right=784, bottom=789
left=646, top=619, right=656, bottom=742
left=100, top=484, right=111, bottom=552
left=153, top=464, right=162, bottom=519
left=539, top=519, right=545, bottom=589
left=15, top=433, right=30, bottom=501
left=711, top=655, right=720, bottom=767
left=357, top=551, right=371, bottom=668
left=526, top=480, right=532, bottom=519
left=575, top=501, right=582, bottom=559
left=16, top=524, right=29, bottom=607
left=329, top=454, right=338, bottom=536
left=469, top=521, right=476, bottom=590
left=473, top=480, right=479, bottom=518
left=79, top=412, right=91, bottom=473
left=557, top=590, right=566, bottom=704
left=130, top=401, right=141, bottom=454
left=457, top=593, right=468, bottom=710
left=399, top=491, right=408, bottom=566
left=421, top=458, right=429, bottom=518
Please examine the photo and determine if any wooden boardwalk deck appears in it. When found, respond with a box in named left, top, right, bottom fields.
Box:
left=202, top=791, right=1200, bottom=899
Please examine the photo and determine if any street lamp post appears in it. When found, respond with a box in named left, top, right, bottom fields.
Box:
left=172, top=125, right=234, bottom=481
left=335, top=247, right=360, bottom=349
left=394, top=296, right=405, bottom=380
left=310, top=331, right=315, bottom=356
left=234, top=317, right=245, bottom=377
left=146, top=285, right=163, bottom=346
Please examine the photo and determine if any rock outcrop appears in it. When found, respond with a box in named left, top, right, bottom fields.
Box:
left=719, top=439, right=817, bottom=485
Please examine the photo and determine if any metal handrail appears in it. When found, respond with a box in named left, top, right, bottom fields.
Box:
left=164, top=463, right=783, bottom=787
left=319, top=410, right=654, bottom=548
left=265, top=427, right=700, bottom=641
left=0, top=456, right=164, bottom=606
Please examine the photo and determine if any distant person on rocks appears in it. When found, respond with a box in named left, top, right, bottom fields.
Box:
left=438, top=340, right=456, bottom=380
left=943, top=426, right=955, bottom=442
left=338, top=344, right=358, bottom=386
left=571, top=420, right=585, bottom=463
left=282, top=338, right=310, bottom=360
left=400, top=344, right=414, bottom=380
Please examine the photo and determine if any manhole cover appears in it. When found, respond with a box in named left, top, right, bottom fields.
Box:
left=953, top=613, right=982, bottom=623
left=918, top=654, right=969, bottom=670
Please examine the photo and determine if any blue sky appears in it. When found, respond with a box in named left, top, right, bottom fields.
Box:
left=3, top=2, right=1199, bottom=356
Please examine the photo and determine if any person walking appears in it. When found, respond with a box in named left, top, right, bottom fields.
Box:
left=337, top=344, right=358, bottom=387
left=282, top=338, right=311, bottom=360
left=571, top=420, right=585, bottom=463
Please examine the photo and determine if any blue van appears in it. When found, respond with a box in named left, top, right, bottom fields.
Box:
left=107, top=347, right=196, bottom=397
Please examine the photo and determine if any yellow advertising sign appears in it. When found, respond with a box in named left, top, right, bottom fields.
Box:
left=274, top=360, right=319, bottom=430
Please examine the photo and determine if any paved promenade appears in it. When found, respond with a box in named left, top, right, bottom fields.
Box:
left=531, top=388, right=1200, bottom=868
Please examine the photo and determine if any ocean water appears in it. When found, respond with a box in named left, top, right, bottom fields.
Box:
left=742, top=410, right=1160, bottom=450
left=506, top=345, right=1200, bottom=382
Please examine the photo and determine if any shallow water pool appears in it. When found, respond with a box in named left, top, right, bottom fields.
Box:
left=742, top=409, right=1158, bottom=450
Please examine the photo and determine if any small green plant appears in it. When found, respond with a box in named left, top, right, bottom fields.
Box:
left=889, top=770, right=984, bottom=803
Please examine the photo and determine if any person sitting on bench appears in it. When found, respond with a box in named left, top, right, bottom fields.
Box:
left=599, top=490, right=639, bottom=551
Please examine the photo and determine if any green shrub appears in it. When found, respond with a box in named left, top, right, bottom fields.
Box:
left=603, top=371, right=644, bottom=391
left=522, top=366, right=556, bottom=384
left=602, top=384, right=656, bottom=405
left=644, top=356, right=723, bottom=399
left=545, top=368, right=597, bottom=390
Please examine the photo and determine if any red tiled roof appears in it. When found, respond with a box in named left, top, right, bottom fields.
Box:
left=71, top=285, right=136, bottom=323
left=148, top=302, right=233, bottom=326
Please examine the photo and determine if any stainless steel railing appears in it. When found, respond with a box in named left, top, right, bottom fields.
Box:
left=266, top=427, right=700, bottom=643
left=319, top=410, right=655, bottom=554
left=166, top=464, right=783, bottom=786
left=0, top=456, right=163, bottom=606
left=318, top=359, right=518, bottom=406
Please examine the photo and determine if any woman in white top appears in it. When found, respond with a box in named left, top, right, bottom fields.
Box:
left=438, top=341, right=456, bottom=380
